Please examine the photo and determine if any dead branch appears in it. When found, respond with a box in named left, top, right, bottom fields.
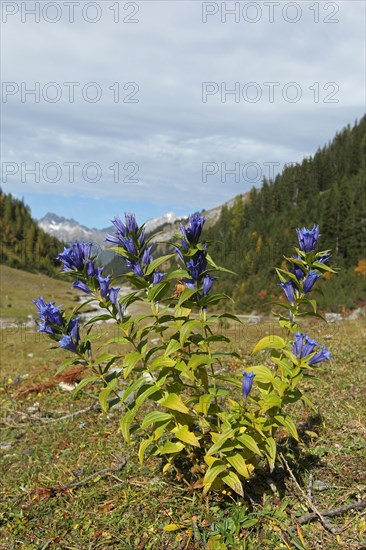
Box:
left=296, top=499, right=366, bottom=525
left=280, top=453, right=339, bottom=535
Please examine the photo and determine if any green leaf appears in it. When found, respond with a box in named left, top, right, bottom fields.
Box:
left=206, top=253, right=236, bottom=274
left=165, top=269, right=190, bottom=281
left=145, top=254, right=175, bottom=275
left=202, top=461, right=227, bottom=495
left=221, top=470, right=244, bottom=496
left=264, top=437, right=276, bottom=472
left=275, top=415, right=299, bottom=441
left=135, top=384, right=162, bottom=408
left=312, top=261, right=336, bottom=273
left=138, top=436, right=153, bottom=464
left=154, top=420, right=172, bottom=440
left=94, top=353, right=121, bottom=365
left=250, top=365, right=274, bottom=383
left=159, top=392, right=190, bottom=414
left=119, top=409, right=136, bottom=443
left=72, top=376, right=100, bottom=397
left=84, top=314, right=113, bottom=326
left=123, top=351, right=142, bottom=378
left=193, top=393, right=212, bottom=415
left=150, top=356, right=176, bottom=370
left=141, top=411, right=173, bottom=430
left=205, top=334, right=230, bottom=343
left=252, top=335, right=286, bottom=353
left=164, top=339, right=181, bottom=356
left=226, top=453, right=251, bottom=479
left=177, top=287, right=198, bottom=306
left=172, top=424, right=200, bottom=447
left=146, top=281, right=170, bottom=302
left=260, top=392, right=282, bottom=412
left=187, top=354, right=212, bottom=370
left=158, top=441, right=185, bottom=455
left=118, top=291, right=142, bottom=308
left=179, top=320, right=201, bottom=346
left=236, top=433, right=262, bottom=456
left=207, top=427, right=235, bottom=456
left=98, top=379, right=118, bottom=413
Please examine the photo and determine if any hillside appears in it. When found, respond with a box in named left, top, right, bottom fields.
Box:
left=0, top=190, right=64, bottom=277
left=0, top=265, right=78, bottom=320
left=206, top=116, right=366, bottom=312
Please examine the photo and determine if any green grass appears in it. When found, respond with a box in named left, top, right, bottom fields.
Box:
left=0, top=269, right=365, bottom=549
left=0, top=265, right=79, bottom=320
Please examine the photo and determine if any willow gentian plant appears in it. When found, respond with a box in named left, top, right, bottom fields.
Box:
left=33, top=218, right=335, bottom=496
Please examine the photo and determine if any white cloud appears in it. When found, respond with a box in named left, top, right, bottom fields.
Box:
left=1, top=0, right=365, bottom=221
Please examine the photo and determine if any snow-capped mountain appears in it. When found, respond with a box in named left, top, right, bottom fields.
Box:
left=37, top=195, right=246, bottom=248
left=38, top=213, right=112, bottom=246
left=37, top=211, right=189, bottom=248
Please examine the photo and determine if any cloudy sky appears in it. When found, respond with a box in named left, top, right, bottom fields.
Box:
left=1, top=0, right=365, bottom=228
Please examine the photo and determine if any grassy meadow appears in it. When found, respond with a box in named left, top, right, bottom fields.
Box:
left=0, top=266, right=365, bottom=549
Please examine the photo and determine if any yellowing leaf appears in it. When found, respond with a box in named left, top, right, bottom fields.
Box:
left=141, top=411, right=172, bottom=430
left=158, top=441, right=185, bottom=454
left=163, top=523, right=183, bottom=532
left=221, top=471, right=244, bottom=496
left=172, top=424, right=200, bottom=447
left=138, top=436, right=153, bottom=464
left=159, top=392, right=190, bottom=414
left=226, top=453, right=250, bottom=478
left=202, top=461, right=227, bottom=496
left=252, top=335, right=285, bottom=354
left=236, top=433, right=262, bottom=456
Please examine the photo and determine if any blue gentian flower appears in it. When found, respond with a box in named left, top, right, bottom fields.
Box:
left=108, top=287, right=120, bottom=305
left=296, top=225, right=320, bottom=253
left=120, top=236, right=137, bottom=255
left=68, top=317, right=80, bottom=343
left=186, top=252, right=207, bottom=282
left=302, top=336, right=319, bottom=357
left=181, top=238, right=189, bottom=252
left=308, top=345, right=331, bottom=365
left=303, top=269, right=321, bottom=293
left=72, top=280, right=91, bottom=294
left=180, top=212, right=205, bottom=245
left=138, top=228, right=146, bottom=246
left=142, top=246, right=153, bottom=267
left=59, top=334, right=77, bottom=353
left=292, top=333, right=328, bottom=364
left=174, top=246, right=184, bottom=263
left=33, top=297, right=64, bottom=333
left=279, top=281, right=295, bottom=303
left=105, top=213, right=139, bottom=246
left=292, top=333, right=316, bottom=358
left=96, top=267, right=111, bottom=298
left=202, top=274, right=216, bottom=295
left=125, top=259, right=144, bottom=277
left=58, top=242, right=92, bottom=271
left=152, top=272, right=165, bottom=286
left=86, top=260, right=96, bottom=277
left=183, top=278, right=196, bottom=290
left=125, top=212, right=138, bottom=234
left=290, top=255, right=305, bottom=280
left=242, top=371, right=255, bottom=399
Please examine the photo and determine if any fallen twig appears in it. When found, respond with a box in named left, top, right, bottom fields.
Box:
left=31, top=457, right=127, bottom=501
left=1, top=401, right=99, bottom=428
left=296, top=499, right=366, bottom=525
left=280, top=453, right=339, bottom=535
